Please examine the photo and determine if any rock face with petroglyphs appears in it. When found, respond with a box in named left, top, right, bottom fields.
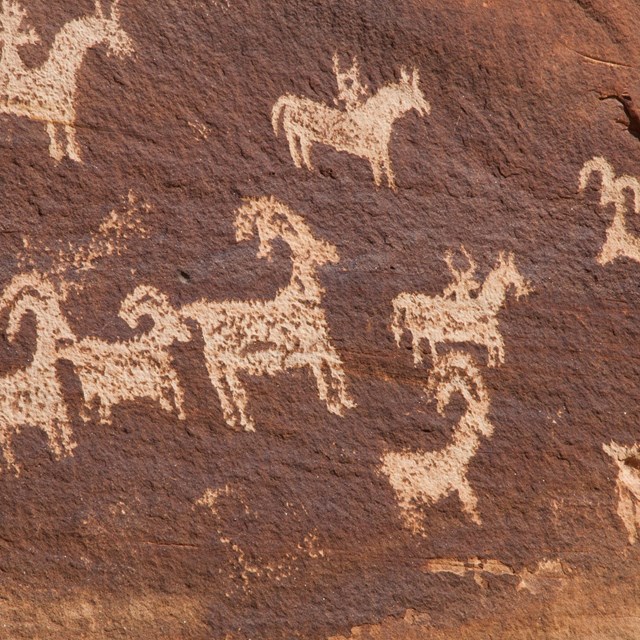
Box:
left=2, top=1, right=640, bottom=639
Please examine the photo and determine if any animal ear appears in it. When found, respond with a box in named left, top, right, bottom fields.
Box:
left=332, top=52, right=340, bottom=73
left=412, top=68, right=420, bottom=86
left=110, top=0, right=121, bottom=20
left=400, top=67, right=409, bottom=82
left=94, top=0, right=104, bottom=17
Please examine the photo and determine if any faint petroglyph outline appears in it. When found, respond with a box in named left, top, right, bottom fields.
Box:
left=603, top=441, right=640, bottom=544
left=0, top=272, right=77, bottom=472
left=380, top=351, right=493, bottom=532
left=272, top=58, right=430, bottom=188
left=391, top=247, right=531, bottom=367
left=182, top=195, right=355, bottom=432
left=58, top=284, right=191, bottom=424
left=0, top=0, right=133, bottom=162
left=578, top=156, right=640, bottom=265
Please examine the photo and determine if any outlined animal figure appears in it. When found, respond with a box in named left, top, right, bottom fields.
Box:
left=182, top=196, right=355, bottom=432
left=380, top=351, right=493, bottom=531
left=578, top=156, right=640, bottom=265
left=603, top=441, right=640, bottom=544
left=0, top=273, right=76, bottom=472
left=391, top=248, right=530, bottom=367
left=59, top=285, right=190, bottom=424
left=0, top=0, right=133, bottom=161
left=272, top=61, right=430, bottom=188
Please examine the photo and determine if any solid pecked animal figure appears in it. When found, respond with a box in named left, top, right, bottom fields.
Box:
left=0, top=273, right=76, bottom=472
left=391, top=248, right=530, bottom=367
left=381, top=351, right=493, bottom=531
left=272, top=64, right=430, bottom=188
left=0, top=0, right=133, bottom=161
left=182, top=196, right=355, bottom=432
left=59, top=285, right=191, bottom=424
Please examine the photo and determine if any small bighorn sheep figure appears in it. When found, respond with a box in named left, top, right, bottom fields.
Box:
left=381, top=351, right=493, bottom=531
left=0, top=0, right=133, bottom=161
left=391, top=248, right=530, bottom=367
left=59, top=285, right=191, bottom=424
left=0, top=273, right=76, bottom=472
left=603, top=441, right=640, bottom=544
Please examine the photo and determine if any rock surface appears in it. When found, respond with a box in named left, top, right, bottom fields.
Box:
left=0, top=0, right=639, bottom=638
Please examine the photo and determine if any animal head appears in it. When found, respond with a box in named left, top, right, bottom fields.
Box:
left=119, top=285, right=190, bottom=343
left=235, top=196, right=339, bottom=267
left=396, top=67, right=431, bottom=117
left=603, top=441, right=640, bottom=469
left=90, top=0, right=133, bottom=58
left=494, top=252, right=531, bottom=300
left=577, top=156, right=640, bottom=213
left=0, top=1, right=40, bottom=48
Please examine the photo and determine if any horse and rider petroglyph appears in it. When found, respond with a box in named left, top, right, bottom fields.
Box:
left=0, top=0, right=133, bottom=161
left=381, top=351, right=493, bottom=531
left=272, top=57, right=430, bottom=188
left=391, top=247, right=530, bottom=367
left=579, top=156, right=640, bottom=265
left=182, top=196, right=355, bottom=432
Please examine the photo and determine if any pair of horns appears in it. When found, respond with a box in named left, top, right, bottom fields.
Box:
left=94, top=0, right=120, bottom=19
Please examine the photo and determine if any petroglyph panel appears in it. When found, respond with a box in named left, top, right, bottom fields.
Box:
left=0, top=1, right=639, bottom=639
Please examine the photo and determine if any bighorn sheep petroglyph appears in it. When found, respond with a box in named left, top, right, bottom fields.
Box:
left=182, top=196, right=355, bottom=432
left=579, top=156, right=640, bottom=265
left=59, top=285, right=191, bottom=424
left=391, top=248, right=530, bottom=367
left=0, top=273, right=76, bottom=471
left=381, top=351, right=493, bottom=531
left=0, top=0, right=133, bottom=161
left=272, top=61, right=430, bottom=188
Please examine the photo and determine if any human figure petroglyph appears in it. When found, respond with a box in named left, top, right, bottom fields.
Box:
left=603, top=441, right=640, bottom=544
left=391, top=248, right=530, bottom=367
left=332, top=54, right=369, bottom=111
left=272, top=61, right=430, bottom=188
left=0, top=273, right=76, bottom=472
left=381, top=351, right=493, bottom=531
left=59, top=285, right=191, bottom=424
left=578, top=156, right=640, bottom=265
left=0, top=0, right=133, bottom=162
left=182, top=196, right=355, bottom=432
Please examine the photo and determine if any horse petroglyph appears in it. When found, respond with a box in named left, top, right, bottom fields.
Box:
left=381, top=351, right=493, bottom=531
left=272, top=57, right=430, bottom=188
left=391, top=247, right=530, bottom=367
left=182, top=196, right=355, bottom=432
left=579, top=156, right=640, bottom=265
left=0, top=273, right=77, bottom=472
left=0, top=0, right=133, bottom=161
left=603, top=441, right=640, bottom=544
left=59, top=285, right=191, bottom=424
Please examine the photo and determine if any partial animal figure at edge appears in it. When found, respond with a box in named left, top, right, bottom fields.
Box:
left=0, top=0, right=133, bottom=161
left=272, top=58, right=430, bottom=188
left=391, top=247, right=530, bottom=367
left=381, top=351, right=493, bottom=532
left=0, top=272, right=76, bottom=472
left=182, top=195, right=355, bottom=432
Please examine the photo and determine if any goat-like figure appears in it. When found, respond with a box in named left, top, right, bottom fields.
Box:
left=391, top=249, right=530, bottom=367
left=0, top=0, right=133, bottom=161
left=0, top=273, right=76, bottom=472
left=578, top=156, right=640, bottom=265
left=182, top=196, right=355, bottom=432
left=381, top=351, right=492, bottom=532
left=59, top=285, right=190, bottom=424
left=603, top=441, right=640, bottom=544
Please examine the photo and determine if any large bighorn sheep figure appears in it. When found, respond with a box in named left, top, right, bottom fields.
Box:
left=182, top=196, right=355, bottom=432
left=59, top=285, right=190, bottom=424
left=0, top=0, right=133, bottom=161
left=0, top=273, right=76, bottom=472
left=391, top=249, right=530, bottom=367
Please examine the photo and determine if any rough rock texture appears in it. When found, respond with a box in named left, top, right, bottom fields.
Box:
left=0, top=0, right=640, bottom=638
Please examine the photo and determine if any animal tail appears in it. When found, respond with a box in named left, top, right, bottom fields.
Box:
left=271, top=94, right=295, bottom=135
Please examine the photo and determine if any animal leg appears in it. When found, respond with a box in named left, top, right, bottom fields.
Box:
left=458, top=478, right=481, bottom=525
left=97, top=401, right=113, bottom=425
left=321, top=358, right=355, bottom=414
left=370, top=159, right=383, bottom=187
left=287, top=133, right=303, bottom=168
left=0, top=428, right=18, bottom=474
left=301, top=139, right=314, bottom=170
left=617, top=485, right=638, bottom=544
left=411, top=336, right=424, bottom=365
left=224, top=370, right=255, bottom=432
left=64, top=125, right=82, bottom=162
left=207, top=367, right=241, bottom=430
left=46, top=123, right=63, bottom=162
left=382, top=153, right=397, bottom=190
left=169, top=374, right=187, bottom=420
